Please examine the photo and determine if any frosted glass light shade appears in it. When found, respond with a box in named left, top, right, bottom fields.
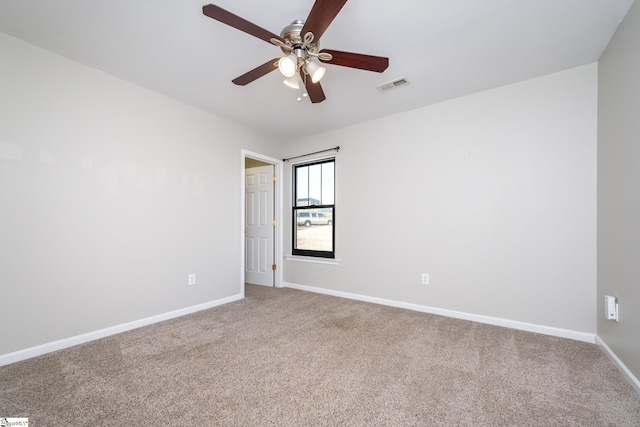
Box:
left=305, top=61, right=326, bottom=83
left=278, top=54, right=297, bottom=77
left=283, top=76, right=299, bottom=89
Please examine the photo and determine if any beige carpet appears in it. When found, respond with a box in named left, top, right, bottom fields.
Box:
left=1, top=285, right=639, bottom=426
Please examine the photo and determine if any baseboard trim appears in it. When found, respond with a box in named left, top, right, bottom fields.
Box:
left=283, top=282, right=596, bottom=344
left=596, top=336, right=640, bottom=395
left=0, top=293, right=243, bottom=367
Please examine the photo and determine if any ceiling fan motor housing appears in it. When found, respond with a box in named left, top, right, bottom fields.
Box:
left=280, top=20, right=319, bottom=56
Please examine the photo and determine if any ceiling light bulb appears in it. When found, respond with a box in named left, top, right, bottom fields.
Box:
left=283, top=76, right=299, bottom=89
left=278, top=54, right=297, bottom=78
left=305, top=61, right=326, bottom=83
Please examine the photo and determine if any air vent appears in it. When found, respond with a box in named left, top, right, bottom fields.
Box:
left=377, top=77, right=410, bottom=93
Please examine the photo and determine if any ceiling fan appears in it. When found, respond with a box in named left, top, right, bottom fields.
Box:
left=202, top=0, right=389, bottom=103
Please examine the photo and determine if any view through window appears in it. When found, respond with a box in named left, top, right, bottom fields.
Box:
left=292, top=158, right=335, bottom=258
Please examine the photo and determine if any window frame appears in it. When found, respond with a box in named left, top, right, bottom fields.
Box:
left=292, top=158, right=335, bottom=259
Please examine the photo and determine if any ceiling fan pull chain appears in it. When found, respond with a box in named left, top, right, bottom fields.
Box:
left=302, top=73, right=308, bottom=99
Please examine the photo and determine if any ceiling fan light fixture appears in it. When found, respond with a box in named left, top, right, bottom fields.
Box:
left=278, top=54, right=298, bottom=77
left=305, top=60, right=326, bottom=83
left=203, top=2, right=390, bottom=104
left=283, top=75, right=300, bottom=89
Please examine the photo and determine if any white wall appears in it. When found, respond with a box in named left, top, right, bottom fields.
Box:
left=283, top=64, right=598, bottom=334
left=0, top=33, right=281, bottom=356
left=598, top=0, right=640, bottom=380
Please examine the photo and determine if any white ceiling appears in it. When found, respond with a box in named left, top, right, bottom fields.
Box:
left=0, top=0, right=634, bottom=140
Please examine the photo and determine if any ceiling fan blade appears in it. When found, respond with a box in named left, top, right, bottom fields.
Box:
left=319, top=49, right=389, bottom=73
left=301, top=70, right=326, bottom=103
left=232, top=59, right=279, bottom=86
left=301, top=0, right=348, bottom=41
left=202, top=4, right=284, bottom=44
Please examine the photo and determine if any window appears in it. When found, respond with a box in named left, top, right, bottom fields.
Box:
left=292, top=158, right=335, bottom=258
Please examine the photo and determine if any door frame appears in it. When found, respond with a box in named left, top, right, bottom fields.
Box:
left=240, top=149, right=284, bottom=297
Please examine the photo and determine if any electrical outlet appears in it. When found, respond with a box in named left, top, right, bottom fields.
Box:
left=421, top=273, right=429, bottom=285
left=188, top=274, right=196, bottom=286
left=605, top=295, right=618, bottom=321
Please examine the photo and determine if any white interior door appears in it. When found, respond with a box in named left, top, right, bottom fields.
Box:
left=245, top=165, right=274, bottom=286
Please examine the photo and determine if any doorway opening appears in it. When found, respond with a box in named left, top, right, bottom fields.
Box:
left=241, top=150, right=284, bottom=296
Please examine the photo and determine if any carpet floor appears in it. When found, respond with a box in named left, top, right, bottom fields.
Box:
left=1, top=284, right=639, bottom=426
